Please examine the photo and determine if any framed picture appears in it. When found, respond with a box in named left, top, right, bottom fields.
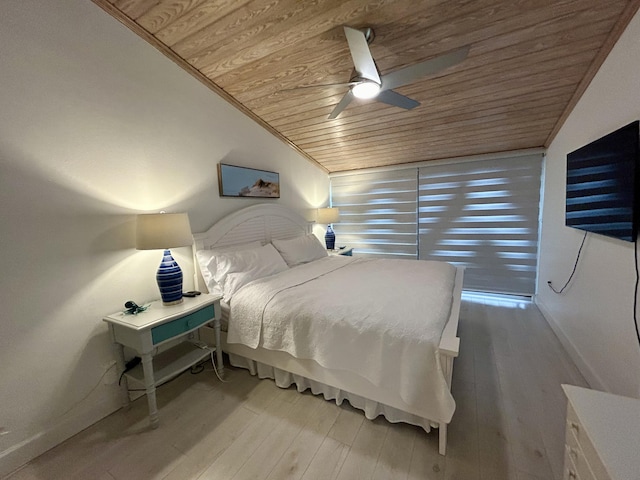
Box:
left=217, top=163, right=280, bottom=198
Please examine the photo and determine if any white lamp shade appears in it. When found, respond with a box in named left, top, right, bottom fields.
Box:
left=135, top=213, right=193, bottom=250
left=317, top=207, right=340, bottom=224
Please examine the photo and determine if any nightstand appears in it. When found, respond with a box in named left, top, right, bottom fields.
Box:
left=329, top=247, right=353, bottom=256
left=103, top=293, right=222, bottom=428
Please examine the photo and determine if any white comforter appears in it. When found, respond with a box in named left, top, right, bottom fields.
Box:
left=227, top=256, right=457, bottom=423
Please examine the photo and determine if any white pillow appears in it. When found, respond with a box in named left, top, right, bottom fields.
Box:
left=272, top=234, right=328, bottom=267
left=213, top=243, right=289, bottom=302
left=195, top=241, right=262, bottom=293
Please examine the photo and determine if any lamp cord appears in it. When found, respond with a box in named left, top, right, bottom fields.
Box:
left=634, top=233, right=640, bottom=349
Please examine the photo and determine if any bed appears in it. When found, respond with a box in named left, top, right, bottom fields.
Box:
left=192, top=204, right=463, bottom=455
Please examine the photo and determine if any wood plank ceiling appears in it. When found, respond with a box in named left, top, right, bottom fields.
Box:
left=94, top=0, right=640, bottom=173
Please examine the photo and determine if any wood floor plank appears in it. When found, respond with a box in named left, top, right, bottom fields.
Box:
left=231, top=392, right=322, bottom=480
left=444, top=378, right=479, bottom=466
left=334, top=419, right=389, bottom=480
left=371, top=422, right=417, bottom=480
left=326, top=402, right=365, bottom=446
left=265, top=396, right=341, bottom=480
left=443, top=456, right=481, bottom=480
left=195, top=387, right=297, bottom=480
left=491, top=305, right=556, bottom=480
left=510, top=306, right=587, bottom=480
left=407, top=427, right=445, bottom=480
left=162, top=406, right=258, bottom=480
left=299, top=437, right=350, bottom=480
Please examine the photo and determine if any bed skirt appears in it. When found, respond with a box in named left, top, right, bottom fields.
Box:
left=228, top=353, right=437, bottom=433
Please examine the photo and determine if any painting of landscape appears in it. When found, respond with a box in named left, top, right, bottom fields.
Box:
left=218, top=163, right=280, bottom=198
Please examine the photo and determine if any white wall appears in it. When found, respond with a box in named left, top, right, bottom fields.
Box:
left=537, top=9, right=640, bottom=399
left=0, top=0, right=328, bottom=474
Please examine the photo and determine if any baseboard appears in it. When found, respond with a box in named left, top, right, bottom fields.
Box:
left=0, top=395, right=120, bottom=477
left=534, top=297, right=608, bottom=392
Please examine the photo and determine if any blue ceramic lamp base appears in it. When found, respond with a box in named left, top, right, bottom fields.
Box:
left=325, top=225, right=336, bottom=250
left=157, top=249, right=184, bottom=305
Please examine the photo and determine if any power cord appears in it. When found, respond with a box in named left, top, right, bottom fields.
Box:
left=59, top=362, right=116, bottom=418
left=634, top=233, right=640, bottom=349
left=118, top=357, right=141, bottom=386
left=547, top=230, right=640, bottom=351
left=191, top=341, right=228, bottom=382
left=547, top=231, right=588, bottom=294
left=209, top=349, right=228, bottom=383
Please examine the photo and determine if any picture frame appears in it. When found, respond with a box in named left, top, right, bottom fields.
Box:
left=217, top=163, right=280, bottom=198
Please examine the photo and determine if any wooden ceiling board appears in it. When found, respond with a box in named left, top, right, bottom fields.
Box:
left=271, top=53, right=593, bottom=134
left=274, top=84, right=576, bottom=136
left=294, top=103, right=569, bottom=152
left=96, top=0, right=640, bottom=173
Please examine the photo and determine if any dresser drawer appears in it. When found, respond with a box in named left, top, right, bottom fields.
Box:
left=566, top=404, right=611, bottom=480
left=564, top=446, right=580, bottom=480
left=564, top=440, right=596, bottom=480
left=151, top=305, right=215, bottom=345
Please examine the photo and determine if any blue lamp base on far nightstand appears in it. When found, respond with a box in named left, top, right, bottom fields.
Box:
left=325, top=225, right=336, bottom=250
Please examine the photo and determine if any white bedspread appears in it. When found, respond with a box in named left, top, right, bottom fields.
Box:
left=227, top=256, right=457, bottom=422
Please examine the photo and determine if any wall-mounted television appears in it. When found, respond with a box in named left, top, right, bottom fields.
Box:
left=565, top=120, right=640, bottom=242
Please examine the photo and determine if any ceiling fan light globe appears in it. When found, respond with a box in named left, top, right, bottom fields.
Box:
left=351, top=81, right=381, bottom=99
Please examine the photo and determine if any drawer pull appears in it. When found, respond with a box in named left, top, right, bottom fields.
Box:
left=568, top=469, right=577, bottom=479
left=569, top=447, right=578, bottom=460
left=570, top=422, right=580, bottom=433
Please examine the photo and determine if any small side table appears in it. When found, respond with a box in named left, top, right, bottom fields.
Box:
left=103, top=293, right=222, bottom=428
left=329, top=247, right=353, bottom=256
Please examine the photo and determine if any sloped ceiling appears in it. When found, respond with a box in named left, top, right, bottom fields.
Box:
left=93, top=0, right=640, bottom=173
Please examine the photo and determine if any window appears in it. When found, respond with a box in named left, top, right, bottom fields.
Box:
left=330, top=169, right=417, bottom=258
left=330, top=153, right=542, bottom=295
left=418, top=154, right=542, bottom=295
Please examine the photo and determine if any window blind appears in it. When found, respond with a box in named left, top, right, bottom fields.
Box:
left=418, top=154, right=542, bottom=295
left=330, top=169, right=418, bottom=258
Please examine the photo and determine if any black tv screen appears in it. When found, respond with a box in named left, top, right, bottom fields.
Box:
left=565, top=120, right=640, bottom=242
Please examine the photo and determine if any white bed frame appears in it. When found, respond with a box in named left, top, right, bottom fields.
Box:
left=193, top=204, right=463, bottom=455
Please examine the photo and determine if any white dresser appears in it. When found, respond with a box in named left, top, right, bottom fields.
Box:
left=562, top=384, right=640, bottom=480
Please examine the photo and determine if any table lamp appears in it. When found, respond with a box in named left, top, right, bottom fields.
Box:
left=136, top=213, right=193, bottom=305
left=317, top=207, right=340, bottom=250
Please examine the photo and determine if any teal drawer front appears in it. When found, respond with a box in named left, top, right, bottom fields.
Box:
left=152, top=305, right=214, bottom=345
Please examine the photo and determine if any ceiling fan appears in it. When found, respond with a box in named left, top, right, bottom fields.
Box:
left=308, top=26, right=470, bottom=119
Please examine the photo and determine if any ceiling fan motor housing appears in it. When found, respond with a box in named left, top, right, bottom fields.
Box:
left=362, top=27, right=375, bottom=44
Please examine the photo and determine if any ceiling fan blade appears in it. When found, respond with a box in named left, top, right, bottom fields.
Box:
left=328, top=90, right=355, bottom=119
left=280, top=81, right=357, bottom=92
left=376, top=89, right=419, bottom=110
left=343, top=26, right=381, bottom=84
left=381, top=45, right=470, bottom=91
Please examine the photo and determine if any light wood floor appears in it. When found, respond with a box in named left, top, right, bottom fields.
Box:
left=6, top=295, right=588, bottom=480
